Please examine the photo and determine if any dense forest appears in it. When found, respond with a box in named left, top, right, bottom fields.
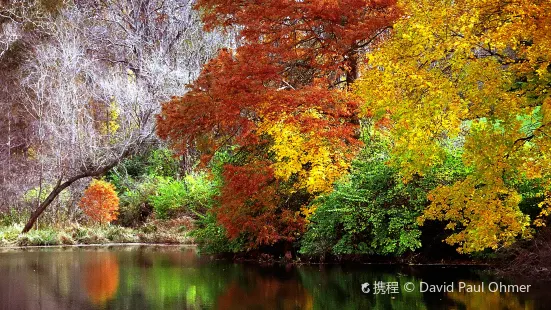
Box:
left=1, top=0, right=550, bottom=275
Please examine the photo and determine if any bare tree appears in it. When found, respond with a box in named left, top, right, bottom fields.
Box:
left=9, top=0, right=230, bottom=232
left=0, top=1, right=47, bottom=214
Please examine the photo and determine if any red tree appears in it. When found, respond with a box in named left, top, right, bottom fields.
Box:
left=157, top=0, right=399, bottom=248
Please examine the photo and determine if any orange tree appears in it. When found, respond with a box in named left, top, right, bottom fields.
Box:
left=79, top=179, right=120, bottom=224
left=157, top=0, right=400, bottom=249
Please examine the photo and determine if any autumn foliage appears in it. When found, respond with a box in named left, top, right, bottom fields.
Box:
left=155, top=0, right=551, bottom=255
left=79, top=179, right=120, bottom=223
left=355, top=0, right=551, bottom=253
left=217, top=162, right=307, bottom=247
left=157, top=0, right=399, bottom=247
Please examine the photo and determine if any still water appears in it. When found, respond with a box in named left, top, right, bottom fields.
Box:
left=0, top=246, right=548, bottom=310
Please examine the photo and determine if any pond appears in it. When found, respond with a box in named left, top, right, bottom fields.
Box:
left=0, top=246, right=548, bottom=309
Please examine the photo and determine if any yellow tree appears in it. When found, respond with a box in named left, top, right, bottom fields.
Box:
left=355, top=0, right=551, bottom=253
left=258, top=107, right=357, bottom=194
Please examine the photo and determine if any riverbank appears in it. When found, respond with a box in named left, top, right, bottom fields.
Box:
left=0, top=243, right=190, bottom=252
left=3, top=221, right=550, bottom=282
left=0, top=220, right=194, bottom=247
left=220, top=249, right=493, bottom=267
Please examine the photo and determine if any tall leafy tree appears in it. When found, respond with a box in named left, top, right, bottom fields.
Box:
left=355, top=0, right=551, bottom=253
left=157, top=0, right=400, bottom=248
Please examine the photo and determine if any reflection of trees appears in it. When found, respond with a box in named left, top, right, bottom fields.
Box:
left=0, top=250, right=95, bottom=310
left=216, top=275, right=313, bottom=310
left=446, top=281, right=534, bottom=310
left=298, top=266, right=428, bottom=310
left=112, top=249, right=242, bottom=309
left=0, top=248, right=543, bottom=310
left=82, top=252, right=120, bottom=305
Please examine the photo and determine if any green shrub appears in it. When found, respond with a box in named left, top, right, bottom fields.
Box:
left=182, top=173, right=217, bottom=212
left=149, top=177, right=186, bottom=219
left=300, top=161, right=423, bottom=256
left=117, top=176, right=157, bottom=226
left=68, top=224, right=89, bottom=241
left=0, top=224, right=22, bottom=246
left=108, top=148, right=180, bottom=187
left=190, top=213, right=245, bottom=254
left=300, top=143, right=467, bottom=257
left=17, top=229, right=59, bottom=246
left=140, top=221, right=158, bottom=234
left=145, top=148, right=181, bottom=177
left=106, top=147, right=181, bottom=224
left=109, top=148, right=216, bottom=222
left=149, top=173, right=216, bottom=219
left=0, top=210, right=29, bottom=226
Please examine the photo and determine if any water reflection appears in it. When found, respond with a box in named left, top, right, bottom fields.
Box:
left=446, top=280, right=535, bottom=310
left=217, top=272, right=314, bottom=310
left=83, top=253, right=120, bottom=305
left=0, top=246, right=547, bottom=310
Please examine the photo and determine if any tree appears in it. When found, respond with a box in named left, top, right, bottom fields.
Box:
left=157, top=0, right=400, bottom=248
left=9, top=0, right=228, bottom=232
left=0, top=0, right=52, bottom=213
left=354, top=0, right=551, bottom=253
left=79, top=179, right=120, bottom=223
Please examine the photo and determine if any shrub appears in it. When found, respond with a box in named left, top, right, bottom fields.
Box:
left=149, top=177, right=185, bottom=219
left=149, top=173, right=216, bottom=219
left=299, top=143, right=467, bottom=257
left=107, top=148, right=180, bottom=187
left=136, top=219, right=194, bottom=244
left=103, top=225, right=139, bottom=243
left=17, top=229, right=59, bottom=246
left=106, top=148, right=182, bottom=224
left=300, top=158, right=424, bottom=256
left=69, top=226, right=109, bottom=244
left=116, top=176, right=156, bottom=226
left=0, top=209, right=30, bottom=227
left=145, top=148, right=181, bottom=177
left=58, top=232, right=75, bottom=245
left=0, top=224, right=22, bottom=246
left=79, top=179, right=120, bottom=223
left=22, top=184, right=71, bottom=207
left=190, top=212, right=245, bottom=254
left=137, top=231, right=181, bottom=244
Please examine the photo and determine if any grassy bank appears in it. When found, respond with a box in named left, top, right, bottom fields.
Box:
left=0, top=219, right=194, bottom=247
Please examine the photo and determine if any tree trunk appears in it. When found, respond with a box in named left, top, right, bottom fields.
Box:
left=345, top=52, right=358, bottom=88
left=22, top=178, right=75, bottom=233
left=21, top=152, right=130, bottom=233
